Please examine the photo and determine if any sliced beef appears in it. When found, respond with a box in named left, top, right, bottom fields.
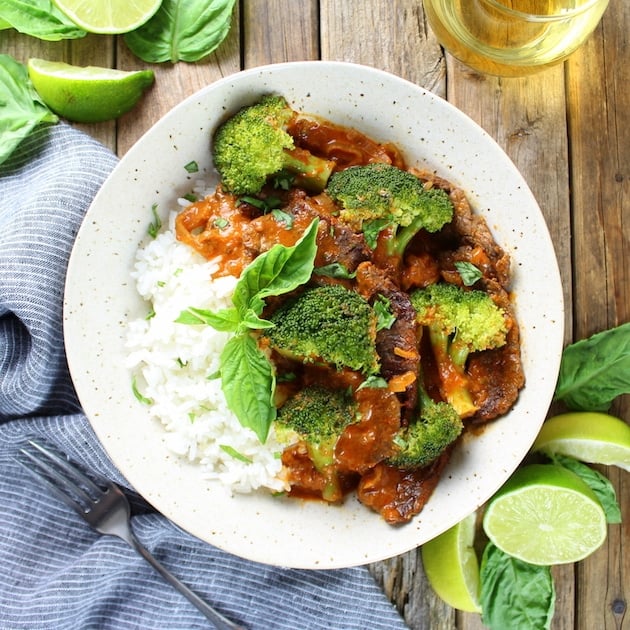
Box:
left=355, top=261, right=420, bottom=421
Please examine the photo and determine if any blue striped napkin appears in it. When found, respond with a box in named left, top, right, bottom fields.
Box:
left=0, top=123, right=408, bottom=630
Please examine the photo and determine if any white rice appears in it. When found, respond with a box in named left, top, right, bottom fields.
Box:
left=125, top=206, right=287, bottom=494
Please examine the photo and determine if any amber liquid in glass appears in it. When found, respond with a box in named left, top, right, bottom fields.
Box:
left=423, top=0, right=609, bottom=76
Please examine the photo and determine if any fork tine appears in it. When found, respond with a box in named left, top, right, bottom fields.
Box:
left=17, top=440, right=102, bottom=513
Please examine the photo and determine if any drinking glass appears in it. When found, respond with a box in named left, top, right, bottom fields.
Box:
left=422, top=0, right=610, bottom=77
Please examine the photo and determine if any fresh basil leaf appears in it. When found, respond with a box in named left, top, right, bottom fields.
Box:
left=175, top=306, right=240, bottom=332
left=220, top=333, right=275, bottom=443
left=232, top=218, right=319, bottom=316
left=0, top=55, right=58, bottom=166
left=549, top=454, right=622, bottom=524
left=480, top=542, right=555, bottom=630
left=455, top=261, right=482, bottom=286
left=124, top=0, right=237, bottom=63
left=0, top=0, right=86, bottom=41
left=554, top=322, right=630, bottom=411
left=240, top=309, right=274, bottom=331
left=314, top=262, right=356, bottom=280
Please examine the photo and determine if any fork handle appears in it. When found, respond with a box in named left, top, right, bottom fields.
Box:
left=126, top=533, right=246, bottom=630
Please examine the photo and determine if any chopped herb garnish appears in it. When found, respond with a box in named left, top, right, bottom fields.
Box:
left=148, top=203, right=162, bottom=238
left=455, top=261, right=483, bottom=286
left=183, top=193, right=197, bottom=202
left=176, top=358, right=188, bottom=368
left=131, top=376, right=153, bottom=405
left=220, top=445, right=253, bottom=464
left=271, top=209, right=294, bottom=228
left=357, top=375, right=389, bottom=390
left=238, top=195, right=283, bottom=213
left=374, top=294, right=396, bottom=331
left=213, top=217, right=229, bottom=230
left=145, top=309, right=156, bottom=320
left=313, top=263, right=357, bottom=280
left=184, top=160, right=199, bottom=173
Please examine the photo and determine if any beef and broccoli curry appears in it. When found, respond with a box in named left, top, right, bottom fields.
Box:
left=175, top=95, right=525, bottom=525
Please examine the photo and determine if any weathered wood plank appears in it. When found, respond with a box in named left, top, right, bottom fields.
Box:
left=242, top=0, right=319, bottom=66
left=320, top=0, right=446, bottom=98
left=446, top=58, right=576, bottom=630
left=565, top=0, right=630, bottom=627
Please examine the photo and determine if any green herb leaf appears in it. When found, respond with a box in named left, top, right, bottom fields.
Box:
left=231, top=218, right=319, bottom=317
left=0, top=55, right=58, bottom=166
left=148, top=203, right=162, bottom=238
left=271, top=208, right=294, bottom=228
left=357, top=375, right=388, bottom=390
left=124, top=0, right=237, bottom=63
left=219, top=444, right=253, bottom=464
left=0, top=0, right=86, bottom=41
left=131, top=376, right=153, bottom=405
left=184, top=160, right=199, bottom=173
left=480, top=542, right=555, bottom=630
left=363, top=218, right=390, bottom=249
left=554, top=322, right=630, bottom=411
left=374, top=294, right=396, bottom=331
left=549, top=453, right=622, bottom=524
left=220, top=333, right=276, bottom=443
left=313, top=262, right=357, bottom=280
left=455, top=261, right=482, bottom=286
left=175, top=306, right=240, bottom=332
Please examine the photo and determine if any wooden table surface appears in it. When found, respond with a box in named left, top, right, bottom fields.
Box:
left=5, top=1, right=628, bottom=628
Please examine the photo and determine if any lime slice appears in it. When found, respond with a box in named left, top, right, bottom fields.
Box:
left=483, top=464, right=607, bottom=565
left=52, top=0, right=161, bottom=34
left=421, top=512, right=482, bottom=612
left=532, top=412, right=630, bottom=471
left=27, top=58, right=154, bottom=124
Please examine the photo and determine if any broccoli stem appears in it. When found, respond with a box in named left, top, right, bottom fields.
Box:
left=281, top=147, right=334, bottom=192
left=386, top=215, right=426, bottom=258
left=427, top=325, right=477, bottom=418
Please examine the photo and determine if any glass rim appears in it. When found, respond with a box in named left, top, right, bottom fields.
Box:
left=482, top=0, right=607, bottom=22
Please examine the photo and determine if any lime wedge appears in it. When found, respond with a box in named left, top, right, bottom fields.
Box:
left=483, top=464, right=607, bottom=565
left=52, top=0, right=161, bottom=34
left=421, top=512, right=482, bottom=613
left=27, top=58, right=154, bottom=123
left=532, top=412, right=630, bottom=471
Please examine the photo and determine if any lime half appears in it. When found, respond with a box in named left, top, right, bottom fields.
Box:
left=27, top=58, right=154, bottom=123
left=532, top=412, right=630, bottom=471
left=52, top=0, right=161, bottom=34
left=421, top=512, right=482, bottom=613
left=483, top=464, right=607, bottom=565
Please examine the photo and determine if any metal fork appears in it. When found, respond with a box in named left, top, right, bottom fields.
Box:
left=17, top=440, right=246, bottom=630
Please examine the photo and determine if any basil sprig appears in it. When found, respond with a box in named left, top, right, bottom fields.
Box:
left=124, top=0, right=237, bottom=63
left=554, top=321, right=630, bottom=411
left=480, top=543, right=555, bottom=630
left=0, top=55, right=58, bottom=166
left=177, top=218, right=319, bottom=442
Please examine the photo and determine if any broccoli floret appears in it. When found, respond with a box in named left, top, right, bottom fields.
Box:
left=388, top=380, right=463, bottom=469
left=326, top=162, right=453, bottom=256
left=276, top=385, right=357, bottom=501
left=212, top=95, right=335, bottom=195
left=262, top=284, right=380, bottom=375
left=411, top=282, right=509, bottom=418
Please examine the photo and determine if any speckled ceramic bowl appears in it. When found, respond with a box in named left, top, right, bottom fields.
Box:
left=64, top=61, right=564, bottom=569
